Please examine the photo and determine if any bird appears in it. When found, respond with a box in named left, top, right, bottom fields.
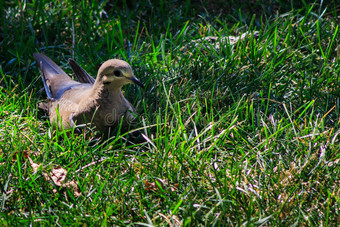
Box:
left=33, top=53, right=144, bottom=135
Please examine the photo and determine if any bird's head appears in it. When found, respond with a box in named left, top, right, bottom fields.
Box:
left=97, top=59, right=144, bottom=89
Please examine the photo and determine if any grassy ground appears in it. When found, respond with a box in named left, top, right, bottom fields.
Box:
left=1, top=0, right=340, bottom=225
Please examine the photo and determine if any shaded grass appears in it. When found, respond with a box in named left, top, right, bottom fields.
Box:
left=1, top=0, right=340, bottom=225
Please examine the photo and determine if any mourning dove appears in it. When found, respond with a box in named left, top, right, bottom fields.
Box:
left=33, top=53, right=144, bottom=134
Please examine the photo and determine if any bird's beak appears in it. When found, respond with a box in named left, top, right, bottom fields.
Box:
left=128, top=77, right=144, bottom=88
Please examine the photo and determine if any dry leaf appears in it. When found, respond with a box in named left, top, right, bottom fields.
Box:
left=31, top=163, right=41, bottom=173
left=23, top=150, right=30, bottom=159
left=144, top=180, right=157, bottom=192
left=28, top=157, right=41, bottom=173
left=181, top=31, right=259, bottom=52
left=159, top=213, right=182, bottom=226
left=63, top=180, right=81, bottom=197
left=50, top=166, right=67, bottom=186
left=171, top=183, right=179, bottom=192
left=144, top=179, right=179, bottom=192
left=12, top=150, right=30, bottom=161
left=43, top=172, right=50, bottom=181
left=27, top=158, right=82, bottom=197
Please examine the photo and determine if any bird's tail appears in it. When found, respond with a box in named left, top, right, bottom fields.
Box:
left=33, top=53, right=69, bottom=99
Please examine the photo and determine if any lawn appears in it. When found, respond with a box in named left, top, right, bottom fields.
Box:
left=1, top=0, right=340, bottom=225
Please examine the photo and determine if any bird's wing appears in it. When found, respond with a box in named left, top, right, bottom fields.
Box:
left=34, top=53, right=81, bottom=99
left=68, top=59, right=96, bottom=84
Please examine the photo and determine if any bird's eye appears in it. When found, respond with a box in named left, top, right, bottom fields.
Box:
left=114, top=70, right=121, bottom=77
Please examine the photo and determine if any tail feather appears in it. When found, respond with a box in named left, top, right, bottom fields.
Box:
left=40, top=67, right=53, bottom=99
left=33, top=53, right=76, bottom=99
left=33, top=53, right=68, bottom=78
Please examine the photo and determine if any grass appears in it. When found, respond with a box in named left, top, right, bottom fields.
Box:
left=1, top=0, right=340, bottom=225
